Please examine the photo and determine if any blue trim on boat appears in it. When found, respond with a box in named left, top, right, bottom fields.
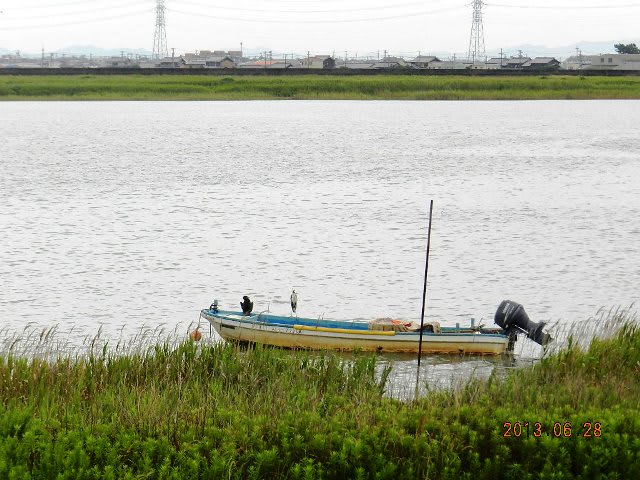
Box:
left=202, top=309, right=370, bottom=330
left=201, top=309, right=508, bottom=338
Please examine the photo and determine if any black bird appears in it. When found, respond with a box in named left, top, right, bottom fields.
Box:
left=290, top=290, right=298, bottom=314
left=240, top=296, right=253, bottom=316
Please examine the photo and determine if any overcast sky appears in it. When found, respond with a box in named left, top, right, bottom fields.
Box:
left=0, top=0, right=638, bottom=57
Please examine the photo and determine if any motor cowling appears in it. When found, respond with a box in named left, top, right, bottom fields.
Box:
left=494, top=300, right=551, bottom=346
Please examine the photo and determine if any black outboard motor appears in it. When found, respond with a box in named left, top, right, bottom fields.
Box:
left=494, top=300, right=551, bottom=347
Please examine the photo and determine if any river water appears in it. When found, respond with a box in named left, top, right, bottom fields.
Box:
left=2, top=100, right=639, bottom=390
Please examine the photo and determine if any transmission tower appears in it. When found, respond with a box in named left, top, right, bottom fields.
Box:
left=152, top=0, right=168, bottom=60
left=467, top=0, right=485, bottom=63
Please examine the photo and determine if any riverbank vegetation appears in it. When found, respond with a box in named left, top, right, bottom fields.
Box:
left=1, top=74, right=640, bottom=100
left=1, top=316, right=639, bottom=479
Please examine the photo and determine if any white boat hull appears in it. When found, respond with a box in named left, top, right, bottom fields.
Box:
left=201, top=311, right=508, bottom=355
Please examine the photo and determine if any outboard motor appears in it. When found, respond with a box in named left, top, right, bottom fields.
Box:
left=209, top=299, right=219, bottom=313
left=494, top=300, right=551, bottom=347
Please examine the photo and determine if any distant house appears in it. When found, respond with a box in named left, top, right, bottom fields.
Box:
left=158, top=57, right=182, bottom=68
left=522, top=57, right=560, bottom=70
left=269, top=61, right=295, bottom=69
left=237, top=60, right=279, bottom=68
left=560, top=55, right=593, bottom=70
left=426, top=59, right=468, bottom=70
left=181, top=59, right=206, bottom=69
left=372, top=56, right=408, bottom=69
left=299, top=55, right=335, bottom=69
left=505, top=56, right=530, bottom=69
left=409, top=55, right=440, bottom=68
left=238, top=59, right=297, bottom=69
left=204, top=56, right=235, bottom=68
left=3, top=59, right=43, bottom=68
left=467, top=60, right=489, bottom=69
left=338, top=61, right=377, bottom=69
left=182, top=50, right=240, bottom=67
left=109, top=58, right=133, bottom=68
left=486, top=57, right=508, bottom=69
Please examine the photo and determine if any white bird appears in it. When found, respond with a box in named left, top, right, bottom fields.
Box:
left=290, top=289, right=298, bottom=314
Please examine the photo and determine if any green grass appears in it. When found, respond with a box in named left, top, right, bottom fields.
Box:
left=1, top=312, right=639, bottom=478
left=1, top=74, right=640, bottom=100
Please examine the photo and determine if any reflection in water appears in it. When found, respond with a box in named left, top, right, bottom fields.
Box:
left=377, top=350, right=527, bottom=400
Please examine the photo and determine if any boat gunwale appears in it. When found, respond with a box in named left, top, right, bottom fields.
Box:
left=200, top=309, right=509, bottom=340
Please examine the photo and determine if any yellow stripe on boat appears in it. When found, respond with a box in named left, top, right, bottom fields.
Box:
left=293, top=325, right=396, bottom=336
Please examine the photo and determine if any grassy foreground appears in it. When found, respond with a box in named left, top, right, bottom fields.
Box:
left=2, top=74, right=640, bottom=100
left=1, top=321, right=639, bottom=479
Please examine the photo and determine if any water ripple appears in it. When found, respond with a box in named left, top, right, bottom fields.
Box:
left=1, top=100, right=639, bottom=346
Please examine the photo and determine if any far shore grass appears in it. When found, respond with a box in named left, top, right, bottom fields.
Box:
left=2, top=74, right=640, bottom=100
left=1, top=311, right=639, bottom=478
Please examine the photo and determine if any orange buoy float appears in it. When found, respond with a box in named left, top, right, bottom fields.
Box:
left=190, top=328, right=202, bottom=341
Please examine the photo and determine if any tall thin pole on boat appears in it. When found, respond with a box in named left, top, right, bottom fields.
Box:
left=417, top=200, right=434, bottom=367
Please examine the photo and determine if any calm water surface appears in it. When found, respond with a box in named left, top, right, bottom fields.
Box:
left=2, top=100, right=639, bottom=387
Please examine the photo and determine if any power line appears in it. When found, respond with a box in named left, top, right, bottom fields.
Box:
left=487, top=2, right=640, bottom=9
left=0, top=8, right=151, bottom=31
left=0, top=1, right=149, bottom=20
left=1, top=0, right=148, bottom=11
left=172, top=0, right=450, bottom=14
left=167, top=5, right=467, bottom=24
left=0, top=2, right=465, bottom=32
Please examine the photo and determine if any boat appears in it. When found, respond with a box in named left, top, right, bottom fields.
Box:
left=200, top=299, right=551, bottom=355
left=199, top=299, right=550, bottom=355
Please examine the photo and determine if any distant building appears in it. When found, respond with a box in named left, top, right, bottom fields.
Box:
left=183, top=50, right=242, bottom=67
left=237, top=58, right=299, bottom=69
left=522, top=57, right=560, bottom=70
left=267, top=59, right=298, bottom=69
left=427, top=59, right=469, bottom=70
left=560, top=53, right=640, bottom=70
left=466, top=60, right=488, bottom=69
left=505, top=56, right=530, bottom=69
left=409, top=55, right=440, bottom=68
left=158, top=57, right=182, bottom=68
left=338, top=60, right=377, bottom=69
left=0, top=58, right=43, bottom=68
left=204, top=56, right=235, bottom=68
left=561, top=55, right=592, bottom=70
left=299, top=55, right=335, bottom=69
left=485, top=57, right=508, bottom=69
left=587, top=53, right=640, bottom=71
left=372, top=56, right=408, bottom=69
left=181, top=58, right=206, bottom=69
left=101, top=56, right=136, bottom=68
left=237, top=59, right=278, bottom=68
